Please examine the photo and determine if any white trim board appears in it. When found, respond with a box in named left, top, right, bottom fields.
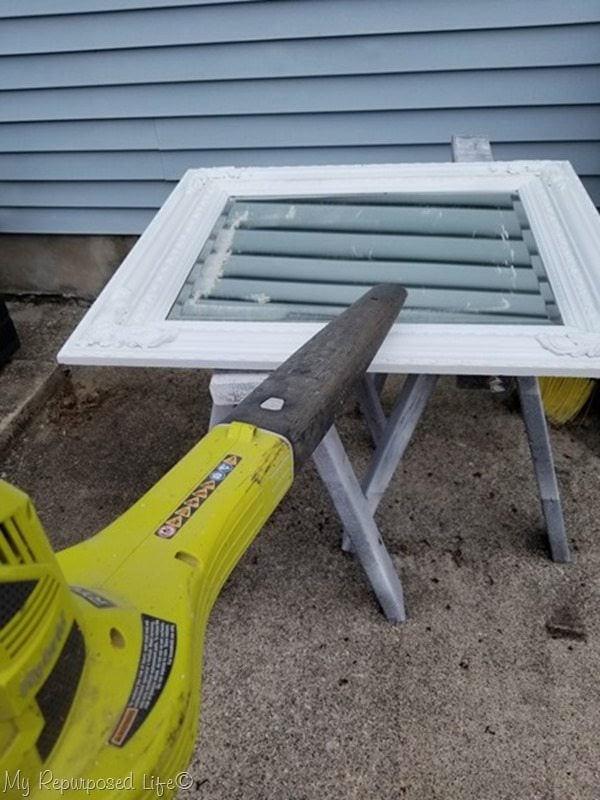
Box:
left=58, top=161, right=600, bottom=377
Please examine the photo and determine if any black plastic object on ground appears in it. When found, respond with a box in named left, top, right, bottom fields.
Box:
left=0, top=297, right=20, bottom=366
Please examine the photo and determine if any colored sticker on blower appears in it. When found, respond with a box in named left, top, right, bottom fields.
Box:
left=110, top=614, right=177, bottom=747
left=155, top=454, right=242, bottom=539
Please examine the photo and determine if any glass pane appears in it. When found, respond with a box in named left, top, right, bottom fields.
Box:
left=168, top=192, right=561, bottom=325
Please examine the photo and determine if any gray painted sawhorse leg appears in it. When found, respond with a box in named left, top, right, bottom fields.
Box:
left=209, top=372, right=407, bottom=621
left=341, top=374, right=438, bottom=551
left=312, top=427, right=406, bottom=621
left=356, top=373, right=388, bottom=446
left=517, top=376, right=570, bottom=562
left=452, top=134, right=570, bottom=563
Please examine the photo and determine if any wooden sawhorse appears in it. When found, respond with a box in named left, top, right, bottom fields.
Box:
left=208, top=136, right=570, bottom=622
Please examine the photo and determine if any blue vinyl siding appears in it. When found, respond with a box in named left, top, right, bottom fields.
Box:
left=0, top=0, right=598, bottom=234
left=3, top=26, right=599, bottom=90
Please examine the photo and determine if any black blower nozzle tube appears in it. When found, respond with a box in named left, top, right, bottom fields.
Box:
left=225, top=284, right=407, bottom=467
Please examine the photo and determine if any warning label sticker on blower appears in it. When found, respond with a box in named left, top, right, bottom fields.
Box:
left=110, top=614, right=177, bottom=747
left=155, top=453, right=242, bottom=539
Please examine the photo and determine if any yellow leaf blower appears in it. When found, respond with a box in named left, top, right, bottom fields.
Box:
left=0, top=284, right=406, bottom=799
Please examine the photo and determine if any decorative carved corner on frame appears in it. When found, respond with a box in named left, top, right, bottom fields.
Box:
left=537, top=331, right=600, bottom=359
left=76, top=287, right=178, bottom=350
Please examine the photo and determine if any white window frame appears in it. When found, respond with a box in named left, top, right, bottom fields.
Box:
left=59, top=161, right=600, bottom=377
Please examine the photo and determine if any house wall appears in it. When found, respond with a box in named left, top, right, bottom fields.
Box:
left=0, top=0, right=598, bottom=293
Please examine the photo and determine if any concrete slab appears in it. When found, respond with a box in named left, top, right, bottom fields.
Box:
left=1, top=298, right=600, bottom=800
